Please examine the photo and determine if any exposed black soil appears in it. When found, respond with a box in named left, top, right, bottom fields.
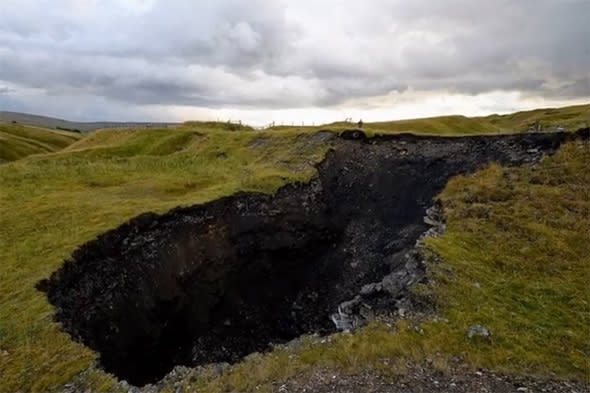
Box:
left=38, top=129, right=588, bottom=386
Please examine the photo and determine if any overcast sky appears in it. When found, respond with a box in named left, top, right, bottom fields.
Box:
left=1, top=0, right=589, bottom=125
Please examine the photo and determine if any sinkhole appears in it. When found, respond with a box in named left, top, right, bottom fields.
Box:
left=37, top=130, right=583, bottom=386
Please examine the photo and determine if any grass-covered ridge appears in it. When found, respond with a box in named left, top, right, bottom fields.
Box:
left=0, top=105, right=589, bottom=392
left=0, top=122, right=82, bottom=162
left=269, top=103, right=590, bottom=135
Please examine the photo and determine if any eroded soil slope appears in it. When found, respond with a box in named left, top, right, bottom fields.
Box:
left=38, top=129, right=588, bottom=386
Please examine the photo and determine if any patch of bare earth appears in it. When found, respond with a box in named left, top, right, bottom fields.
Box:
left=275, top=367, right=588, bottom=393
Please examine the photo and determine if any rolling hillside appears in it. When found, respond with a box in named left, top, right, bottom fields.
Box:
left=0, top=122, right=83, bottom=163
left=3, top=104, right=589, bottom=137
left=0, top=111, right=178, bottom=133
left=270, top=104, right=590, bottom=135
left=373, top=103, right=590, bottom=134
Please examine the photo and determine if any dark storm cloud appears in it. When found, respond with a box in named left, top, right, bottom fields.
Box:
left=0, top=0, right=588, bottom=118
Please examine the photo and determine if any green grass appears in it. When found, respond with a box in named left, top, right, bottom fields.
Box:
left=0, top=104, right=589, bottom=392
left=267, top=104, right=590, bottom=136
left=423, top=144, right=589, bottom=376
left=483, top=104, right=590, bottom=132
left=0, top=122, right=82, bottom=163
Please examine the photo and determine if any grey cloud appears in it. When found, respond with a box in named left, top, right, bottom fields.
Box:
left=0, top=97, right=24, bottom=113
left=1, top=0, right=294, bottom=68
left=293, top=0, right=590, bottom=104
left=0, top=86, right=16, bottom=94
left=0, top=0, right=589, bottom=118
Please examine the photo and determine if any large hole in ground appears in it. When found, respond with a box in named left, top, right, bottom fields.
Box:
left=38, top=130, right=585, bottom=386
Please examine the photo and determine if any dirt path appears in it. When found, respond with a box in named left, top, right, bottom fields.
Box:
left=275, top=368, right=589, bottom=393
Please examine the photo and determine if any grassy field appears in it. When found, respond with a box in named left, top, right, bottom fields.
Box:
left=0, top=105, right=589, bottom=392
left=268, top=104, right=590, bottom=136
left=0, top=122, right=82, bottom=163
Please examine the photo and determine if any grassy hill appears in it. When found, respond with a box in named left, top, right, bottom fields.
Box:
left=0, top=122, right=83, bottom=163
left=0, top=105, right=588, bottom=392
left=483, top=104, right=590, bottom=132
left=3, top=104, right=588, bottom=137
left=269, top=104, right=590, bottom=135
left=0, top=111, right=178, bottom=133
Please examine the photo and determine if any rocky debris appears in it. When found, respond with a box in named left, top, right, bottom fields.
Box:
left=467, top=325, right=492, bottom=339
left=275, top=367, right=589, bottom=393
left=117, top=365, right=197, bottom=393
left=310, top=131, right=337, bottom=143
left=249, top=137, right=269, bottom=149
left=331, top=202, right=446, bottom=332
left=40, top=129, right=588, bottom=386
left=420, top=202, right=446, bottom=240
left=59, top=361, right=589, bottom=393
left=331, top=270, right=417, bottom=332
left=330, top=305, right=360, bottom=333
left=340, top=129, right=367, bottom=140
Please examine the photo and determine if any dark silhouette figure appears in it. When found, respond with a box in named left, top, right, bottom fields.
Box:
left=357, top=119, right=363, bottom=128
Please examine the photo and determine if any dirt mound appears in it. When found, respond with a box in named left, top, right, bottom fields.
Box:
left=38, top=130, right=587, bottom=386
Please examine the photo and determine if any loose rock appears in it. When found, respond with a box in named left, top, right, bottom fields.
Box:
left=467, top=325, right=491, bottom=339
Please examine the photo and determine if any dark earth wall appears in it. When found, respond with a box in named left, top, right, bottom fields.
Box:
left=38, top=129, right=588, bottom=385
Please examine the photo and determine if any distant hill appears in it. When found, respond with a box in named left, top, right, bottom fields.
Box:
left=0, top=111, right=179, bottom=133
left=367, top=104, right=590, bottom=134
left=268, top=104, right=590, bottom=135
left=3, top=104, right=589, bottom=135
left=0, top=122, right=83, bottom=163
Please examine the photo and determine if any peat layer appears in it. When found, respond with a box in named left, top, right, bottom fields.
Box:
left=38, top=129, right=588, bottom=385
